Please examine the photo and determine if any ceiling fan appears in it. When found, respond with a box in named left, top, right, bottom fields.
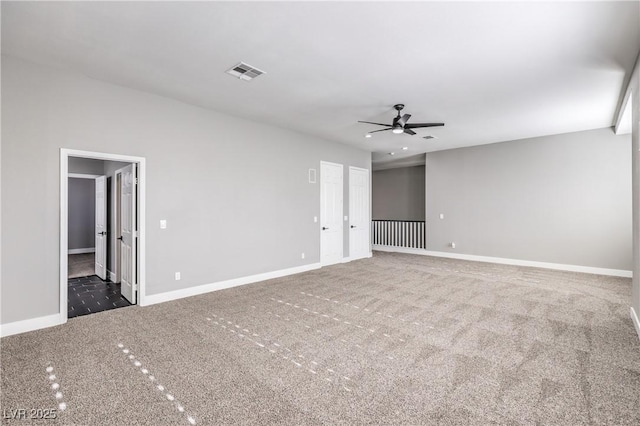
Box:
left=358, top=104, right=444, bottom=135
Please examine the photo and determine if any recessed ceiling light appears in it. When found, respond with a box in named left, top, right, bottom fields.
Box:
left=365, top=134, right=372, bottom=138
left=402, top=147, right=408, bottom=150
left=423, top=135, right=438, bottom=140
left=389, top=152, right=395, bottom=156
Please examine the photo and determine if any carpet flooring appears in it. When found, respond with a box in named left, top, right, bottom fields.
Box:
left=2, top=252, right=639, bottom=425
left=68, top=253, right=95, bottom=279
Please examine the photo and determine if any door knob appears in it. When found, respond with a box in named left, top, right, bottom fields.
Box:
left=98, top=231, right=106, bottom=236
left=322, top=227, right=329, bottom=230
left=350, top=225, right=356, bottom=228
left=117, top=236, right=123, bottom=241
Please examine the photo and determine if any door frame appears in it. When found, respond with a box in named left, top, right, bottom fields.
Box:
left=348, top=166, right=372, bottom=261
left=60, top=149, right=147, bottom=324
left=319, top=160, right=344, bottom=266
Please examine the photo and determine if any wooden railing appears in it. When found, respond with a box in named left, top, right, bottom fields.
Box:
left=372, top=220, right=426, bottom=249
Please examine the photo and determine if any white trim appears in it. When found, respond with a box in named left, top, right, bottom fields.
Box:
left=68, top=173, right=101, bottom=179
left=1, top=314, right=62, bottom=338
left=68, top=248, right=95, bottom=255
left=143, top=263, right=321, bottom=306
left=372, top=245, right=633, bottom=278
left=632, top=307, right=640, bottom=343
left=60, top=150, right=69, bottom=328
left=108, top=270, right=117, bottom=283
left=61, top=149, right=147, bottom=323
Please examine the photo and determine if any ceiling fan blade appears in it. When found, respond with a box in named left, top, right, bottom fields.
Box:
left=405, top=123, right=445, bottom=129
left=368, top=128, right=392, bottom=134
left=398, top=114, right=411, bottom=127
left=403, top=128, right=416, bottom=135
left=358, top=121, right=392, bottom=127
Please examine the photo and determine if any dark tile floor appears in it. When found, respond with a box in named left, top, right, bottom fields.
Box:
left=68, top=275, right=132, bottom=319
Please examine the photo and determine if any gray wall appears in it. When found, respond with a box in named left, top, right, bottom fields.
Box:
left=372, top=166, right=425, bottom=221
left=68, top=157, right=105, bottom=175
left=426, top=128, right=632, bottom=271
left=1, top=55, right=371, bottom=324
left=68, top=178, right=95, bottom=250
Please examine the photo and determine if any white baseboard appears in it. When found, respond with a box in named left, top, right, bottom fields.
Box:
left=108, top=270, right=117, bottom=282
left=372, top=245, right=633, bottom=278
left=631, top=307, right=640, bottom=343
left=142, top=262, right=322, bottom=307
left=341, top=252, right=373, bottom=263
left=68, top=248, right=95, bottom=255
left=1, top=313, right=64, bottom=338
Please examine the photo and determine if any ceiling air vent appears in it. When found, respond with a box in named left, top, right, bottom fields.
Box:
left=423, top=135, right=438, bottom=140
left=226, top=62, right=266, bottom=81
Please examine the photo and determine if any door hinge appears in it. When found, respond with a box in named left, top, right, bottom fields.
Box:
left=135, top=178, right=138, bottom=184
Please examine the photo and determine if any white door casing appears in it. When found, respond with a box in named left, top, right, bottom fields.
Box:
left=61, top=149, right=146, bottom=327
left=320, top=161, right=344, bottom=266
left=349, top=167, right=370, bottom=260
left=119, top=164, right=137, bottom=304
left=94, top=176, right=107, bottom=280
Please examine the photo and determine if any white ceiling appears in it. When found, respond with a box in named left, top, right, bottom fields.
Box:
left=2, top=1, right=639, bottom=165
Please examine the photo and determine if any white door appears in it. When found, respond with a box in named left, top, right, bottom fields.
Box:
left=94, top=176, right=108, bottom=280
left=119, top=164, right=137, bottom=304
left=349, top=167, right=370, bottom=260
left=320, top=161, right=343, bottom=266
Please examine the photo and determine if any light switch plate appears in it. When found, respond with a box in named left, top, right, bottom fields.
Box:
left=160, top=220, right=167, bottom=229
left=313, top=216, right=318, bottom=223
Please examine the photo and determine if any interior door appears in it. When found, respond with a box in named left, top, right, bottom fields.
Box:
left=349, top=167, right=370, bottom=260
left=119, top=164, right=137, bottom=304
left=320, top=161, right=344, bottom=266
left=94, top=176, right=107, bottom=280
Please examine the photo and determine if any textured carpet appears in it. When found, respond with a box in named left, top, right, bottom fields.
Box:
left=68, top=253, right=95, bottom=279
left=2, top=252, right=639, bottom=425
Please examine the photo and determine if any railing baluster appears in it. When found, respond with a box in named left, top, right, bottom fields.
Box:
left=371, top=220, right=426, bottom=249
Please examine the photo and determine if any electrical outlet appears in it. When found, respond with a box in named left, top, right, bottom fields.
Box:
left=160, top=220, right=167, bottom=229
left=175, top=272, right=181, bottom=280
left=450, top=242, right=456, bottom=249
left=301, top=253, right=305, bottom=259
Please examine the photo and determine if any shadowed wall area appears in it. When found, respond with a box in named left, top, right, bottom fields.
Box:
left=2, top=252, right=638, bottom=425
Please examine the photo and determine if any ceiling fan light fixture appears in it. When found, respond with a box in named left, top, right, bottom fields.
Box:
left=392, top=127, right=404, bottom=134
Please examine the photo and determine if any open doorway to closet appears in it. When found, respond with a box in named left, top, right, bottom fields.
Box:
left=61, top=149, right=146, bottom=321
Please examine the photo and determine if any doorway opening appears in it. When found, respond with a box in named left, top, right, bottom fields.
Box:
left=61, top=149, right=146, bottom=322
